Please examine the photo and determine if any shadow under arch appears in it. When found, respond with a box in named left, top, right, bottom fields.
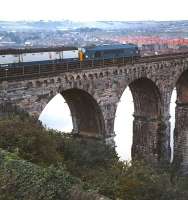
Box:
left=173, top=69, right=188, bottom=173
left=176, top=69, right=188, bottom=105
left=129, top=78, right=162, bottom=119
left=61, top=88, right=105, bottom=138
left=128, top=78, right=170, bottom=163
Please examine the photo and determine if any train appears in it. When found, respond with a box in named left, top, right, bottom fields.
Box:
left=0, top=46, right=79, bottom=67
left=0, top=44, right=140, bottom=67
left=80, top=44, right=140, bottom=60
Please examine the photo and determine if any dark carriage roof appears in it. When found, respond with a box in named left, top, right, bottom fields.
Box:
left=0, top=46, right=78, bottom=55
left=84, top=44, right=138, bottom=51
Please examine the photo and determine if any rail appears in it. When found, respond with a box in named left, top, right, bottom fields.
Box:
left=1, top=51, right=188, bottom=82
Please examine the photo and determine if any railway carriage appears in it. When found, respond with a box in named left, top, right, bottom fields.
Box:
left=0, top=47, right=79, bottom=67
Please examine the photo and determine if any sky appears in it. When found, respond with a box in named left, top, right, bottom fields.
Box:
left=1, top=0, right=180, bottom=160
left=0, top=0, right=188, bottom=21
left=39, top=91, right=134, bottom=160
left=39, top=89, right=176, bottom=161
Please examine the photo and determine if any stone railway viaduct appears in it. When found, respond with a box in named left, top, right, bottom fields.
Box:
left=0, top=53, right=188, bottom=173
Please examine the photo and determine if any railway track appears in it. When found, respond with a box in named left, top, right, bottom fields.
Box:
left=1, top=51, right=188, bottom=82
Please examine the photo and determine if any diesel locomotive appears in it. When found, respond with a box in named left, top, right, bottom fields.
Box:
left=0, top=44, right=140, bottom=67
left=79, top=44, right=140, bottom=61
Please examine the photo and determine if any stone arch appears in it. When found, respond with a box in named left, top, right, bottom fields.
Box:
left=105, top=71, right=109, bottom=77
left=76, top=75, right=81, bottom=81
left=57, top=78, right=62, bottom=83
left=127, top=78, right=170, bottom=163
left=83, top=74, right=87, bottom=80
left=94, top=73, right=98, bottom=79
left=113, top=70, right=118, bottom=75
left=69, top=75, right=74, bottom=81
left=50, top=79, right=55, bottom=84
left=35, top=80, right=42, bottom=87
left=88, top=74, right=93, bottom=80
left=176, top=70, right=188, bottom=105
left=64, top=75, right=68, bottom=83
left=43, top=80, right=48, bottom=86
left=99, top=72, right=104, bottom=78
left=60, top=88, right=105, bottom=138
left=173, top=69, right=188, bottom=173
left=129, top=78, right=162, bottom=119
left=26, top=81, right=33, bottom=88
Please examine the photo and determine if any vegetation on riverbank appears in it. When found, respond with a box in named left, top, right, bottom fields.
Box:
left=0, top=112, right=188, bottom=200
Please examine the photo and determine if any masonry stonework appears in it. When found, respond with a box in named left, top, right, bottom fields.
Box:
left=0, top=57, right=188, bottom=172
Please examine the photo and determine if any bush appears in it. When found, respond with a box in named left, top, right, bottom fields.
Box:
left=0, top=115, right=64, bottom=166
left=0, top=149, right=79, bottom=200
left=0, top=114, right=118, bottom=168
left=62, top=136, right=118, bottom=168
left=1, top=114, right=188, bottom=199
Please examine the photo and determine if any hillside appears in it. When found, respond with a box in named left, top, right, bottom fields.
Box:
left=0, top=112, right=188, bottom=199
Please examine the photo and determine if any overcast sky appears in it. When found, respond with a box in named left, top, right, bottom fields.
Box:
left=39, top=90, right=176, bottom=161
left=0, top=0, right=188, bottom=21
left=1, top=0, right=181, bottom=160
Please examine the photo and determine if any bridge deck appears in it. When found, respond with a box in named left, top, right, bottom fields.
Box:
left=1, top=51, right=188, bottom=81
